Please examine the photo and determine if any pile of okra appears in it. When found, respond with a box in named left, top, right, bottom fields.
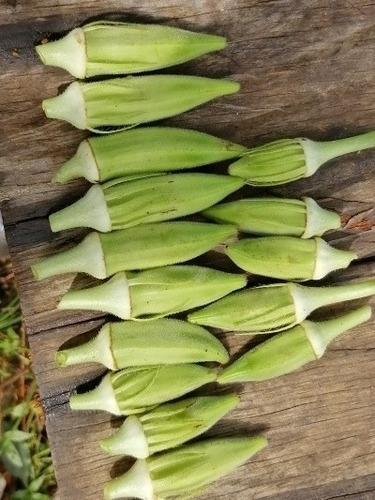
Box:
left=32, top=20, right=375, bottom=500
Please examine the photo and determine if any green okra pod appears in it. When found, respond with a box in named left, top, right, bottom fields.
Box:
left=226, top=236, right=356, bottom=281
left=55, top=318, right=229, bottom=369
left=100, top=394, right=239, bottom=458
left=218, top=305, right=371, bottom=383
left=31, top=222, right=237, bottom=281
left=54, top=127, right=246, bottom=184
left=104, top=435, right=267, bottom=500
left=229, top=131, right=375, bottom=186
left=49, top=173, right=245, bottom=232
left=203, top=196, right=340, bottom=238
left=188, top=278, right=375, bottom=333
left=42, top=75, right=240, bottom=132
left=69, top=364, right=217, bottom=415
left=36, top=22, right=227, bottom=78
left=57, top=265, right=246, bottom=320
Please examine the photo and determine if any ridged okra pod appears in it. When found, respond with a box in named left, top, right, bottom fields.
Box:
left=54, top=127, right=246, bottom=184
left=57, top=265, right=246, bottom=320
left=203, top=196, right=340, bottom=238
left=229, top=131, right=375, bottom=186
left=69, top=364, right=217, bottom=415
left=36, top=22, right=227, bottom=78
left=226, top=236, right=356, bottom=281
left=49, top=173, right=245, bottom=232
left=188, top=278, right=375, bottom=333
left=31, top=222, right=237, bottom=281
left=42, top=75, right=240, bottom=131
left=55, top=318, right=229, bottom=369
left=100, top=394, right=239, bottom=458
left=104, top=436, right=267, bottom=500
left=218, top=306, right=371, bottom=383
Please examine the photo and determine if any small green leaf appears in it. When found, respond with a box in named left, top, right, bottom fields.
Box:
left=1, top=440, right=30, bottom=485
left=10, top=402, right=29, bottom=419
left=11, top=490, right=50, bottom=500
left=28, top=474, right=46, bottom=492
left=7, top=430, right=32, bottom=443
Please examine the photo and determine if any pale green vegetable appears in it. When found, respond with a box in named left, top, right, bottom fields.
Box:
left=35, top=21, right=227, bottom=78
left=42, top=76, right=240, bottom=132
left=226, top=236, right=356, bottom=281
left=218, top=306, right=371, bottom=383
left=53, top=127, right=246, bottom=184
left=100, top=394, right=239, bottom=458
left=55, top=318, right=229, bottom=369
left=104, top=435, right=267, bottom=499
left=203, top=196, right=340, bottom=238
left=229, top=131, right=375, bottom=186
left=57, top=266, right=246, bottom=320
left=188, top=278, right=375, bottom=333
left=31, top=222, right=237, bottom=281
left=49, top=173, right=245, bottom=232
left=69, top=364, right=217, bottom=415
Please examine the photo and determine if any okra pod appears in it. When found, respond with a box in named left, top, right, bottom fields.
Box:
left=36, top=22, right=227, bottom=78
left=42, top=75, right=240, bottom=131
left=49, top=173, right=245, bottom=232
left=218, top=305, right=371, bottom=383
left=57, top=266, right=246, bottom=320
left=229, top=131, right=375, bottom=186
left=100, top=394, right=239, bottom=458
left=188, top=278, right=375, bottom=333
left=104, top=436, right=267, bottom=499
left=203, top=196, right=340, bottom=238
left=55, top=318, right=229, bottom=369
left=31, top=222, right=237, bottom=280
left=69, top=364, right=217, bottom=415
left=226, top=236, right=356, bottom=281
left=54, top=127, right=246, bottom=184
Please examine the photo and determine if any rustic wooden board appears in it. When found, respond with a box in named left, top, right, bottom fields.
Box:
left=2, top=1, right=375, bottom=499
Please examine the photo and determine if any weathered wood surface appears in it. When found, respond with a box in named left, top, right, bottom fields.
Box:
left=2, top=1, right=375, bottom=499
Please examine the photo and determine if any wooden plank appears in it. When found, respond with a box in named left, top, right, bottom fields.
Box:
left=2, top=1, right=375, bottom=499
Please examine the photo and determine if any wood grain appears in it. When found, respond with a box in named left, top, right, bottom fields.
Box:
left=2, top=1, right=375, bottom=499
